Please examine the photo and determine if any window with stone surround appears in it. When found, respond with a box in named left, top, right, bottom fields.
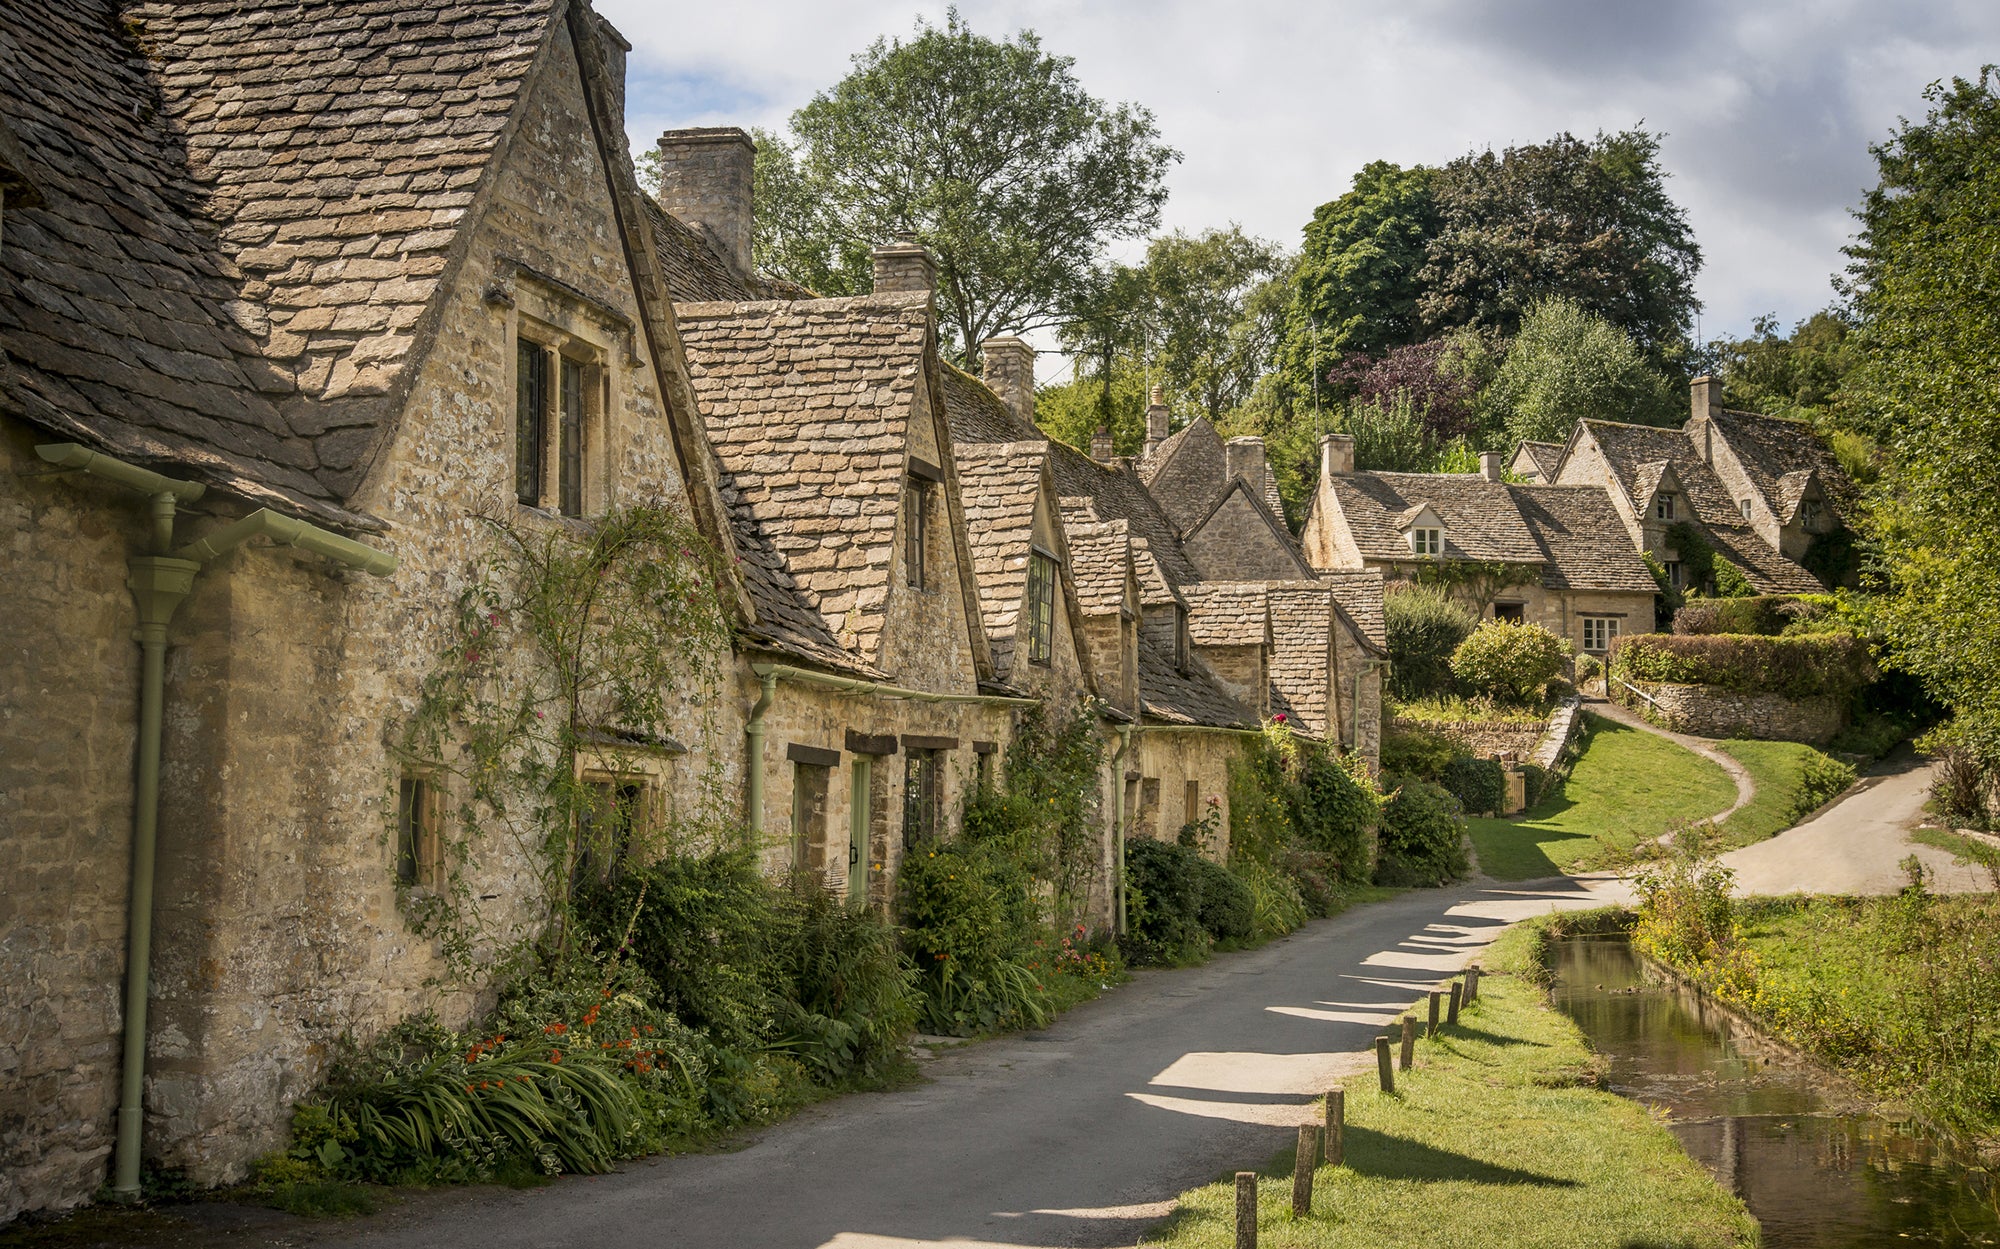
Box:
left=904, top=479, right=930, bottom=589
left=791, top=761, right=831, bottom=876
left=902, top=748, right=943, bottom=847
left=1581, top=616, right=1620, bottom=654
left=1409, top=527, right=1441, bottom=557
left=516, top=334, right=601, bottom=518
left=1493, top=602, right=1525, bottom=624
left=396, top=774, right=442, bottom=888
left=1024, top=549, right=1057, bottom=665
left=576, top=775, right=648, bottom=889
left=1654, top=493, right=1676, bottom=520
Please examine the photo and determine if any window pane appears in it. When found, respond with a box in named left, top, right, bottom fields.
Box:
left=516, top=341, right=546, bottom=505
left=905, top=483, right=926, bottom=589
left=559, top=357, right=584, bottom=518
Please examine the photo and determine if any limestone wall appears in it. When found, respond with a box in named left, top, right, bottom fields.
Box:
left=1130, top=729, right=1241, bottom=860
left=1395, top=714, right=1548, bottom=762
left=1625, top=682, right=1845, bottom=745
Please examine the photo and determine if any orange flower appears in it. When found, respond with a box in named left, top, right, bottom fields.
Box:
left=550, top=1049, right=562, bottom=1063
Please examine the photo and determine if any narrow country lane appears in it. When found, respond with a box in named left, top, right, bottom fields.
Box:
left=310, top=880, right=1620, bottom=1249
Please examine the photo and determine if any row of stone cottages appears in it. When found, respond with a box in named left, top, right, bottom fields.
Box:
left=0, top=0, right=1397, bottom=1219
left=0, top=0, right=1854, bottom=1218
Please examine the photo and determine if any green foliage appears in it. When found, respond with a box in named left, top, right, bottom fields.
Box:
left=1373, top=777, right=1468, bottom=886
left=1707, top=308, right=1859, bottom=424
left=1611, top=631, right=1875, bottom=699
left=1380, top=724, right=1458, bottom=782
left=1035, top=349, right=1150, bottom=457
left=1671, top=594, right=1835, bottom=637
left=1449, top=620, right=1571, bottom=706
left=747, top=10, right=1177, bottom=358
left=1712, top=559, right=1755, bottom=599
left=989, top=701, right=1107, bottom=920
left=1841, top=69, right=2000, bottom=801
left=1440, top=755, right=1507, bottom=816
left=1282, top=161, right=1439, bottom=375
left=1793, top=752, right=1857, bottom=821
left=897, top=842, right=1050, bottom=1035
left=1632, top=833, right=1737, bottom=970
left=1384, top=584, right=1477, bottom=700
left=1420, top=129, right=1702, bottom=365
left=1229, top=856, right=1311, bottom=941
left=1193, top=857, right=1255, bottom=944
left=1120, top=839, right=1215, bottom=966
left=1482, top=297, right=1680, bottom=445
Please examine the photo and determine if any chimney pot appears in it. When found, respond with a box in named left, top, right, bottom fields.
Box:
left=653, top=127, right=756, bottom=280
left=1320, top=432, right=1355, bottom=477
left=979, top=336, right=1035, bottom=426
left=871, top=236, right=935, bottom=293
left=1144, top=387, right=1171, bottom=455
left=1479, top=451, right=1504, bottom=482
left=1091, top=423, right=1114, bottom=460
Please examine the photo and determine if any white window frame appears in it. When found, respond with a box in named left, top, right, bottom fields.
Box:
left=1655, top=494, right=1675, bottom=521
left=1581, top=616, right=1620, bottom=654
left=1409, top=527, right=1442, bottom=557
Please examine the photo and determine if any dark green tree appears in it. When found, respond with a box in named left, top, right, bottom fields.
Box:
left=1483, top=296, right=1681, bottom=444
left=1842, top=68, right=2000, bottom=765
left=1138, top=227, right=1290, bottom=424
left=744, top=10, right=1178, bottom=362
left=1419, top=129, right=1702, bottom=365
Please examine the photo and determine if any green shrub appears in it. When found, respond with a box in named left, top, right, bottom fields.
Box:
left=1373, top=778, right=1469, bottom=886
left=1450, top=620, right=1571, bottom=705
left=897, top=843, right=1047, bottom=1035
left=1610, top=631, right=1875, bottom=699
left=1385, top=584, right=1477, bottom=700
left=1632, top=834, right=1736, bottom=969
left=1574, top=652, right=1603, bottom=685
left=1672, top=595, right=1837, bottom=637
left=1714, top=560, right=1755, bottom=598
left=1519, top=762, right=1550, bottom=808
left=1193, top=857, right=1255, bottom=943
left=1292, top=744, right=1380, bottom=880
left=1231, top=857, right=1311, bottom=939
left=1122, top=839, right=1212, bottom=966
left=765, top=876, right=917, bottom=1084
left=1380, top=724, right=1457, bottom=782
left=1792, top=752, right=1857, bottom=821
left=1440, top=755, right=1507, bottom=815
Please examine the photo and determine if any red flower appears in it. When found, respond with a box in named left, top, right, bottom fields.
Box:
left=550, top=1049, right=562, bottom=1064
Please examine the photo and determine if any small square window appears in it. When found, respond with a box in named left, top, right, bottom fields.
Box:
left=1800, top=498, right=1822, bottom=528
left=1582, top=616, right=1620, bottom=653
left=1739, top=499, right=1753, bottom=519
left=1655, top=495, right=1675, bottom=520
left=397, top=774, right=443, bottom=887
left=1025, top=551, right=1058, bottom=665
left=577, top=777, right=646, bottom=889
left=1410, top=527, right=1442, bottom=557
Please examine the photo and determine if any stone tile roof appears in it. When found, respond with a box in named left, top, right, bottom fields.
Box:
left=1708, top=408, right=1854, bottom=521
left=1138, top=417, right=1227, bottom=532
left=1582, top=420, right=1739, bottom=525
left=1513, top=440, right=1564, bottom=481
left=1138, top=634, right=1257, bottom=730
left=939, top=362, right=1040, bottom=443
left=0, top=0, right=562, bottom=526
left=674, top=292, right=936, bottom=669
left=1130, top=536, right=1182, bottom=609
left=1059, top=516, right=1132, bottom=618
left=1326, top=472, right=1545, bottom=565
left=1707, top=525, right=1826, bottom=594
left=643, top=196, right=758, bottom=304
left=1320, top=570, right=1388, bottom=654
left=1183, top=582, right=1269, bottom=647
left=1266, top=582, right=1334, bottom=739
left=1046, top=442, right=1203, bottom=590
left=955, top=439, right=1047, bottom=675
left=1510, top=485, right=1658, bottom=594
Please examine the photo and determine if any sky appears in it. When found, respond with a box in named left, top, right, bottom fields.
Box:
left=603, top=0, right=2000, bottom=347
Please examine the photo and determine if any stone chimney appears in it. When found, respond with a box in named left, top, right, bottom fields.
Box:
left=1689, top=375, right=1720, bottom=462
left=871, top=233, right=934, bottom=293
left=1091, top=423, right=1114, bottom=460
left=1143, top=386, right=1171, bottom=455
left=980, top=336, right=1035, bottom=426
left=1225, top=437, right=1268, bottom=500
left=654, top=127, right=755, bottom=279
left=591, top=14, right=632, bottom=123
left=1479, top=451, right=1504, bottom=482
left=1320, top=432, right=1355, bottom=477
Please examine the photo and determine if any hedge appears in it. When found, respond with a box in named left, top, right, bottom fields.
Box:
left=1610, top=631, right=1874, bottom=699
left=1671, top=595, right=1837, bottom=637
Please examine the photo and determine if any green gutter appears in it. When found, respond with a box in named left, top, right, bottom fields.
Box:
left=34, top=443, right=395, bottom=1201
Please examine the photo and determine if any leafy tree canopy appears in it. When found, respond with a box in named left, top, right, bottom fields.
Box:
left=1420, top=129, right=1702, bottom=366
left=1706, top=309, right=1858, bottom=424
left=743, top=10, right=1178, bottom=363
left=1483, top=296, right=1680, bottom=445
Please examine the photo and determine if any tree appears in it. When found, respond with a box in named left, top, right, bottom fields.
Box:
left=1034, top=350, right=1150, bottom=458
left=1271, top=162, right=1439, bottom=415
left=1326, top=331, right=1501, bottom=446
left=751, top=11, right=1178, bottom=361
left=1419, top=130, right=1702, bottom=366
left=1707, top=309, right=1858, bottom=424
left=1140, top=228, right=1290, bottom=424
left=1482, top=297, right=1680, bottom=446
left=1841, top=69, right=2000, bottom=773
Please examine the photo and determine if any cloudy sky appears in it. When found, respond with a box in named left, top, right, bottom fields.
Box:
left=603, top=0, right=2000, bottom=345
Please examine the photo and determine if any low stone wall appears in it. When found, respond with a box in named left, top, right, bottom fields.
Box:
left=1395, top=716, right=1548, bottom=762
left=1530, top=697, right=1586, bottom=772
left=1624, top=682, right=1845, bottom=745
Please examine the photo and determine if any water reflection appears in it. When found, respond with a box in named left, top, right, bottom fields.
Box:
left=1550, top=936, right=2000, bottom=1248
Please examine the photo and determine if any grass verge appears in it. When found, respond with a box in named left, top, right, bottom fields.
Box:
left=1144, top=926, right=1754, bottom=1249
left=1711, top=739, right=1854, bottom=848
left=1465, top=714, right=1737, bottom=879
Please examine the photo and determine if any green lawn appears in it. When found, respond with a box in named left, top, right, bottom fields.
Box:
left=1144, top=936, right=1756, bottom=1249
left=1712, top=739, right=1843, bottom=848
left=1466, top=714, right=1737, bottom=879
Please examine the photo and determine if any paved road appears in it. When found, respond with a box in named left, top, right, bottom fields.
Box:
left=1720, top=753, right=1992, bottom=895
left=313, top=879, right=1618, bottom=1249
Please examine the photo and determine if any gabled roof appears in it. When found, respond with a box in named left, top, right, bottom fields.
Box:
left=644, top=196, right=759, bottom=304
left=0, top=0, right=561, bottom=525
left=1129, top=536, right=1183, bottom=609
left=1138, top=634, right=1257, bottom=730
left=1708, top=408, right=1854, bottom=521
left=1060, top=515, right=1135, bottom=618
left=1183, top=582, right=1269, bottom=647
left=939, top=361, right=1040, bottom=443
left=1266, top=582, right=1336, bottom=740
left=675, top=292, right=946, bottom=670
left=1324, top=472, right=1545, bottom=565
left=1140, top=417, right=1227, bottom=532
left=956, top=440, right=1093, bottom=687
left=1321, top=570, right=1388, bottom=655
left=1774, top=469, right=1818, bottom=522
left=1579, top=419, right=1739, bottom=526
left=1706, top=525, right=1827, bottom=594
left=1509, top=485, right=1659, bottom=594
left=1511, top=440, right=1564, bottom=482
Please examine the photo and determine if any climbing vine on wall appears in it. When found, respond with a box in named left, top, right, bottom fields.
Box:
left=1410, top=559, right=1542, bottom=610
left=393, top=505, right=734, bottom=981
left=960, top=699, right=1106, bottom=924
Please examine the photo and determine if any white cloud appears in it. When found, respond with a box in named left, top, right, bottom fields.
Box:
left=599, top=0, right=2000, bottom=340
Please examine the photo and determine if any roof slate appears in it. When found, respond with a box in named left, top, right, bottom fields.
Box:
left=1327, top=472, right=1545, bottom=564
left=643, top=196, right=758, bottom=304
left=955, top=439, right=1047, bottom=674
left=1582, top=420, right=1739, bottom=524
left=1708, top=408, right=1854, bottom=522
left=674, top=292, right=933, bottom=668
left=1138, top=633, right=1257, bottom=730
left=1510, top=485, right=1659, bottom=594
left=1060, top=517, right=1132, bottom=618
left=1513, top=440, right=1564, bottom=482
left=1707, top=525, right=1827, bottom=594
left=1139, top=418, right=1226, bottom=532
left=1265, top=582, right=1334, bottom=739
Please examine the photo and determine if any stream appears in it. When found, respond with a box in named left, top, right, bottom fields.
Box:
left=1549, top=935, right=1998, bottom=1247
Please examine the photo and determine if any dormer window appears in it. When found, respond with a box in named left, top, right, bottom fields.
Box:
left=1655, top=494, right=1675, bottom=521
left=905, top=457, right=943, bottom=590
left=1410, top=527, right=1442, bottom=557
left=1800, top=499, right=1822, bottom=529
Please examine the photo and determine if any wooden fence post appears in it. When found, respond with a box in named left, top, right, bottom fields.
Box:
left=1448, top=981, right=1462, bottom=1026
left=1428, top=989, right=1442, bottom=1038
left=1375, top=1035, right=1394, bottom=1093
left=1293, top=1125, right=1320, bottom=1216
left=1399, top=1014, right=1416, bottom=1071
left=1235, top=1171, right=1257, bottom=1249
left=1324, top=1088, right=1344, bottom=1166
left=1467, top=964, right=1481, bottom=1002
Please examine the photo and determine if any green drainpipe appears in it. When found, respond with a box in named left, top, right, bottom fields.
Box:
left=34, top=443, right=395, bottom=1201
left=1111, top=723, right=1135, bottom=936
left=743, top=670, right=777, bottom=836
